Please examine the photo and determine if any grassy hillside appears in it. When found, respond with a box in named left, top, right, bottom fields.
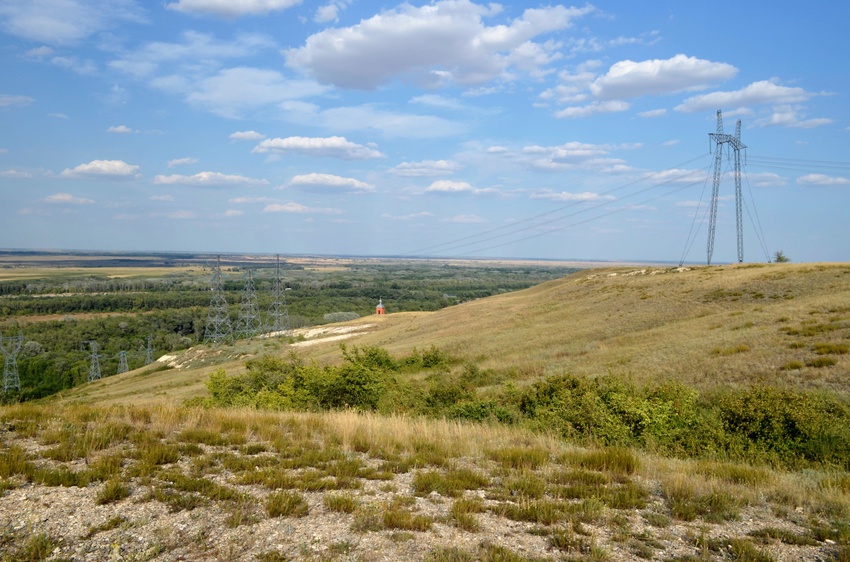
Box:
left=5, top=262, right=850, bottom=561
left=56, top=262, right=850, bottom=407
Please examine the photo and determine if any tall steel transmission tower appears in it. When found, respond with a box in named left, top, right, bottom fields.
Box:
left=84, top=341, right=102, bottom=382
left=266, top=254, right=291, bottom=337
left=1, top=331, right=23, bottom=393
left=117, top=351, right=129, bottom=374
left=144, top=335, right=154, bottom=365
left=707, top=109, right=747, bottom=265
left=235, top=269, right=262, bottom=340
left=204, top=255, right=233, bottom=345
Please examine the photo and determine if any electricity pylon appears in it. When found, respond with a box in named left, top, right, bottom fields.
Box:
left=117, top=351, right=129, bottom=374
left=144, top=335, right=154, bottom=365
left=1, top=331, right=23, bottom=393
left=266, top=254, right=290, bottom=337
left=203, top=255, right=233, bottom=345
left=707, top=109, right=747, bottom=265
left=235, top=269, right=262, bottom=340
left=83, top=341, right=102, bottom=382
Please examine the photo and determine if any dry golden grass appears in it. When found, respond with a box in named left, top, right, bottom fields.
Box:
left=54, top=262, right=850, bottom=408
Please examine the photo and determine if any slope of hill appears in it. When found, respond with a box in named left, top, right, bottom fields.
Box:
left=6, top=263, right=849, bottom=561
left=56, top=262, right=850, bottom=407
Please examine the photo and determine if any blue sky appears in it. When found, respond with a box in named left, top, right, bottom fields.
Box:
left=1, top=0, right=848, bottom=263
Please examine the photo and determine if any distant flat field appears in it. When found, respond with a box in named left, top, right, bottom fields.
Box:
left=0, top=266, right=201, bottom=282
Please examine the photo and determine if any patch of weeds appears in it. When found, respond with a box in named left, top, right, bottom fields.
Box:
left=487, top=447, right=550, bottom=470
left=241, top=443, right=268, bottom=455
left=601, top=480, right=649, bottom=510
left=813, top=343, right=850, bottom=355
left=83, top=516, right=127, bottom=539
left=5, top=532, right=56, bottom=562
left=628, top=538, right=655, bottom=559
left=666, top=483, right=740, bottom=523
left=87, top=453, right=125, bottom=481
left=748, top=527, right=818, bottom=546
left=807, top=357, right=837, bottom=368
left=178, top=443, right=204, bottom=457
left=255, top=551, right=289, bottom=562
left=500, top=472, right=546, bottom=499
left=350, top=504, right=383, bottom=532
left=712, top=344, right=751, bottom=356
left=266, top=491, right=309, bottom=518
left=492, top=499, right=564, bottom=525
left=138, top=441, right=180, bottom=466
left=427, top=546, right=475, bottom=562
left=564, top=498, right=604, bottom=524
left=223, top=498, right=260, bottom=528
left=163, top=472, right=243, bottom=502
left=566, top=448, right=639, bottom=476
left=0, top=445, right=34, bottom=480
left=828, top=546, right=850, bottom=562
left=693, top=462, right=771, bottom=486
left=324, top=492, right=360, bottom=514
left=551, top=469, right=610, bottom=487
left=33, top=466, right=91, bottom=488
left=478, top=542, right=550, bottom=562
left=149, top=487, right=204, bottom=512
left=383, top=497, right=433, bottom=531
left=451, top=497, right=485, bottom=532
left=643, top=511, right=671, bottom=527
left=95, top=480, right=130, bottom=505
left=413, top=468, right=490, bottom=498
left=727, top=538, right=775, bottom=561
left=551, top=528, right=593, bottom=554
left=780, top=360, right=805, bottom=371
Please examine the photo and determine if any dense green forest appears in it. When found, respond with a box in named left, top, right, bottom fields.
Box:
left=0, top=259, right=577, bottom=402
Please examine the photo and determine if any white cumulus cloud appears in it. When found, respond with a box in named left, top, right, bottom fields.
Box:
left=287, top=173, right=375, bottom=193
left=107, top=125, right=135, bottom=134
left=153, top=171, right=269, bottom=187
left=0, top=169, right=32, bottom=178
left=42, top=192, right=94, bottom=204
left=286, top=0, right=593, bottom=89
left=675, top=80, right=817, bottom=113
left=423, top=180, right=499, bottom=195
left=530, top=191, right=615, bottom=202
left=230, top=130, right=266, bottom=141
left=444, top=214, right=487, bottom=223
left=590, top=54, right=737, bottom=100
left=253, top=136, right=384, bottom=160
left=61, top=159, right=140, bottom=178
left=796, top=174, right=850, bottom=186
left=390, top=160, right=461, bottom=177
left=167, top=157, right=199, bottom=167
left=0, top=94, right=34, bottom=107
left=166, top=0, right=301, bottom=18
left=0, top=0, right=146, bottom=45
left=263, top=202, right=343, bottom=214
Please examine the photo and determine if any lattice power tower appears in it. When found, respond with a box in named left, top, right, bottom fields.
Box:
left=266, top=254, right=291, bottom=337
left=707, top=109, right=747, bottom=265
left=204, top=256, right=233, bottom=345
left=235, top=269, right=262, bottom=340
left=84, top=341, right=102, bottom=382
left=1, top=331, right=23, bottom=393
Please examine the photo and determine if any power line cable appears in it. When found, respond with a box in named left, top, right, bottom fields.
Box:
left=454, top=174, right=710, bottom=258
left=408, top=153, right=709, bottom=256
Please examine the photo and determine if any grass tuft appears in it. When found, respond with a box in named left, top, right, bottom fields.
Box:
left=265, top=490, right=309, bottom=518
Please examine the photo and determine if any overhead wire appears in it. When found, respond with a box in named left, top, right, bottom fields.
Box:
left=409, top=153, right=709, bottom=257
left=454, top=172, right=712, bottom=258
